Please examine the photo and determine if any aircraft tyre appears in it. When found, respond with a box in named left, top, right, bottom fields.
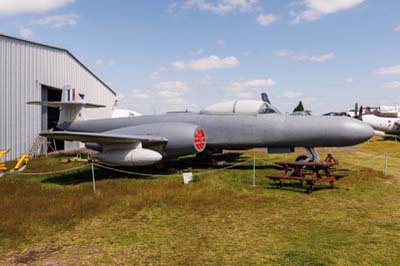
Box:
left=295, top=155, right=309, bottom=162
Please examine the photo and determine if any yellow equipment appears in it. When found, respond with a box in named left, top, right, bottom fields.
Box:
left=14, top=154, right=29, bottom=171
left=0, top=149, right=10, bottom=171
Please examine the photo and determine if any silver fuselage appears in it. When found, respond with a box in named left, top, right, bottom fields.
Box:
left=59, top=112, right=373, bottom=150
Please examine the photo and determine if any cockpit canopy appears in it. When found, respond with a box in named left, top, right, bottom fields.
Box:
left=200, top=100, right=280, bottom=115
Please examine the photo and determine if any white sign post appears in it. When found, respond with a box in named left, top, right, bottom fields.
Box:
left=182, top=172, right=193, bottom=184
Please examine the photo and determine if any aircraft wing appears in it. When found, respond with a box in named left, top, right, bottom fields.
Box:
left=40, top=131, right=168, bottom=145
left=28, top=101, right=105, bottom=108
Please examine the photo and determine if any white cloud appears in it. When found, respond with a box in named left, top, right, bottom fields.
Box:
left=308, top=52, right=335, bottom=62
left=0, top=0, right=74, bottom=16
left=374, top=65, right=400, bottom=75
left=124, top=81, right=190, bottom=102
left=395, top=25, right=400, bottom=32
left=228, top=79, right=276, bottom=90
left=154, top=81, right=189, bottom=94
left=274, top=49, right=335, bottom=62
left=290, top=0, right=364, bottom=24
left=256, top=13, right=277, bottom=26
left=182, top=0, right=260, bottom=15
left=345, top=78, right=353, bottom=83
left=153, top=81, right=189, bottom=92
left=19, top=27, right=34, bottom=38
left=148, top=71, right=161, bottom=80
left=223, top=78, right=276, bottom=99
left=172, top=60, right=187, bottom=70
left=31, top=13, right=78, bottom=28
left=118, top=81, right=192, bottom=113
left=173, top=55, right=239, bottom=71
left=279, top=91, right=304, bottom=99
left=274, top=49, right=291, bottom=57
left=217, top=39, right=224, bottom=45
left=159, top=66, right=168, bottom=71
left=235, top=92, right=256, bottom=99
left=190, top=48, right=204, bottom=56
left=381, top=81, right=400, bottom=89
left=224, top=78, right=276, bottom=94
left=158, top=90, right=187, bottom=98
left=96, top=59, right=115, bottom=67
left=191, top=55, right=238, bottom=70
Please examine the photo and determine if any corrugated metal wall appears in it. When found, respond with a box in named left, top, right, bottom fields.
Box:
left=0, top=36, right=116, bottom=161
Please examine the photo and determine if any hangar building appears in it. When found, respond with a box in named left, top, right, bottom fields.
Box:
left=0, top=33, right=117, bottom=161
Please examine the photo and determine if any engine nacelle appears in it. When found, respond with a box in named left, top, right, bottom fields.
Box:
left=93, top=144, right=162, bottom=166
left=105, top=122, right=207, bottom=157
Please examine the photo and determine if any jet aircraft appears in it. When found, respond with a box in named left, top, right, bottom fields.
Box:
left=353, top=103, right=400, bottom=136
left=29, top=86, right=374, bottom=166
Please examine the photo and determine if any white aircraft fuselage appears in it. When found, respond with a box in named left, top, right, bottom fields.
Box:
left=362, top=114, right=400, bottom=135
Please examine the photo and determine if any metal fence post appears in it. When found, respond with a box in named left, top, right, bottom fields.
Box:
left=91, top=162, right=96, bottom=193
left=384, top=153, right=388, bottom=176
left=252, top=156, right=256, bottom=187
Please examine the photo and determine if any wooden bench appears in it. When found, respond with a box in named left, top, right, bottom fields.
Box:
left=266, top=159, right=347, bottom=193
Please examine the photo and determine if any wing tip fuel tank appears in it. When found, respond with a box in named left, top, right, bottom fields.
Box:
left=93, top=147, right=163, bottom=166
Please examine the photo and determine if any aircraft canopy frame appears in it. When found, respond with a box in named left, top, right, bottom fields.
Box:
left=200, top=100, right=280, bottom=115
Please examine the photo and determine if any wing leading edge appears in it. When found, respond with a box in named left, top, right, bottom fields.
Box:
left=40, top=131, right=168, bottom=145
left=28, top=101, right=105, bottom=108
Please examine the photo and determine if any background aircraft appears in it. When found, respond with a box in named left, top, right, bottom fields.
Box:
left=29, top=87, right=374, bottom=166
left=290, top=101, right=312, bottom=116
left=353, top=103, right=400, bottom=136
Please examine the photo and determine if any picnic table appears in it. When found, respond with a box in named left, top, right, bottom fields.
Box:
left=266, top=154, right=347, bottom=193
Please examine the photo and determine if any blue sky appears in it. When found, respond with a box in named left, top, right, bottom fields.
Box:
left=1, top=0, right=400, bottom=114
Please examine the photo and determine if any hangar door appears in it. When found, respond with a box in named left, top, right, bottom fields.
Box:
left=41, top=85, right=64, bottom=151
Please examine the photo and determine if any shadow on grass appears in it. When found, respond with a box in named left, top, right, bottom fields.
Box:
left=380, top=136, right=400, bottom=142
left=41, top=167, right=155, bottom=185
left=40, top=152, right=281, bottom=185
left=265, top=180, right=336, bottom=194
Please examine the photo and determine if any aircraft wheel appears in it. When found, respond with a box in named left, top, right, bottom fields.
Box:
left=295, top=155, right=309, bottom=162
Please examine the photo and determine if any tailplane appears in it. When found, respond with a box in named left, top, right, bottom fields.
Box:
left=28, top=85, right=105, bottom=125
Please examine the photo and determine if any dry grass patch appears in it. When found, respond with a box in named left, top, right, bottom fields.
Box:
left=0, top=139, right=400, bottom=265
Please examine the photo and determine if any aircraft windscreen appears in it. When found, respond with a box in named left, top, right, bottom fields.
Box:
left=259, top=103, right=280, bottom=114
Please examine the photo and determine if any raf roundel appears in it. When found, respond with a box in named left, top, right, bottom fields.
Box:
left=194, top=128, right=207, bottom=152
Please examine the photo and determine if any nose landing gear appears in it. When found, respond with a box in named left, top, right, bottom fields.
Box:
left=295, top=146, right=321, bottom=163
left=295, top=147, right=338, bottom=164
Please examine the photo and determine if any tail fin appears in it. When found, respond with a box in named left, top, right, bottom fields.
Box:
left=28, top=85, right=105, bottom=125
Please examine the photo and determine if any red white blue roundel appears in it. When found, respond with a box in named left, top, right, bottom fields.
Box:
left=194, top=127, right=207, bottom=152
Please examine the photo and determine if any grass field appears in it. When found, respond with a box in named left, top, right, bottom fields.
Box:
left=0, top=139, right=399, bottom=265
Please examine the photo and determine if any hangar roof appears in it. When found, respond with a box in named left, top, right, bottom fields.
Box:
left=0, top=33, right=116, bottom=96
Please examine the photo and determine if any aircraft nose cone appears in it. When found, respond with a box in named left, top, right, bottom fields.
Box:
left=341, top=118, right=374, bottom=144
